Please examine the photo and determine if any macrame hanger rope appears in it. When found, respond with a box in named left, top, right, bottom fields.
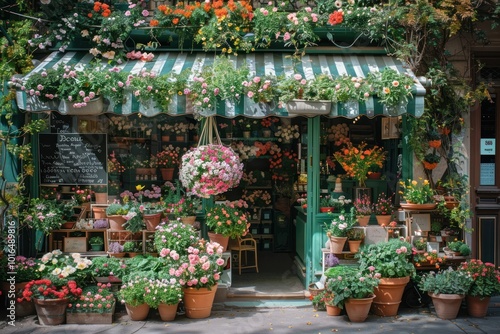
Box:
left=197, top=116, right=222, bottom=147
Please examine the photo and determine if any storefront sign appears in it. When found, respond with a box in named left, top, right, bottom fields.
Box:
left=480, top=138, right=495, bottom=155
left=39, top=133, right=107, bottom=185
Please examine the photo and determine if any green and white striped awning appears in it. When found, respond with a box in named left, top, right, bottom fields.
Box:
left=16, top=51, right=425, bottom=118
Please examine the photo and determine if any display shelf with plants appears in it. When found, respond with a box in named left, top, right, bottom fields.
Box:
left=48, top=229, right=108, bottom=253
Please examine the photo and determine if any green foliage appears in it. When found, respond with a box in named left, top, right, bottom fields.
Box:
left=418, top=267, right=474, bottom=295
left=356, top=239, right=415, bottom=278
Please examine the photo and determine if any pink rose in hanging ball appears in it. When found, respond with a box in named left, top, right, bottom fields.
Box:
left=179, top=144, right=244, bottom=198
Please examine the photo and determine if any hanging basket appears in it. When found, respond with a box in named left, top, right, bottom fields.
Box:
left=179, top=117, right=243, bottom=198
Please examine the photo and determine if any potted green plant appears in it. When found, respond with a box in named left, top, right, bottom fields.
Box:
left=346, top=228, right=364, bottom=253
left=90, top=256, right=125, bottom=282
left=323, top=207, right=356, bottom=254
left=119, top=276, right=150, bottom=321
left=106, top=202, right=129, bottom=230
left=143, top=279, right=183, bottom=321
left=89, top=236, right=104, bottom=252
left=458, top=259, right=500, bottom=317
left=325, top=265, right=380, bottom=322
left=399, top=178, right=436, bottom=207
left=372, top=192, right=394, bottom=225
left=356, top=239, right=415, bottom=317
left=123, top=241, right=141, bottom=257
left=205, top=200, right=250, bottom=250
left=444, top=239, right=471, bottom=256
left=107, top=242, right=125, bottom=258
left=418, top=267, right=474, bottom=319
left=366, top=68, right=414, bottom=114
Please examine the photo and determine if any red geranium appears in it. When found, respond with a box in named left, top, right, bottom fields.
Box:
left=18, top=279, right=82, bottom=302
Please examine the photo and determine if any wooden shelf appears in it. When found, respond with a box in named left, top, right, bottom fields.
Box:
left=49, top=229, right=108, bottom=253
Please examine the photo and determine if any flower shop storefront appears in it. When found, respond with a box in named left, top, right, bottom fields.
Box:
left=15, top=50, right=425, bottom=289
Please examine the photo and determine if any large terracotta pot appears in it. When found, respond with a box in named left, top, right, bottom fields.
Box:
left=93, top=207, right=107, bottom=219
left=328, top=236, right=347, bottom=254
left=158, top=303, right=178, bottom=321
left=466, top=295, right=490, bottom=318
left=144, top=212, right=162, bottom=231
left=344, top=295, right=375, bottom=322
left=207, top=232, right=229, bottom=252
left=183, top=284, right=218, bottom=319
left=33, top=298, right=69, bottom=326
left=429, top=293, right=465, bottom=320
left=371, top=276, right=410, bottom=316
left=1, top=282, right=36, bottom=317
left=108, top=215, right=126, bottom=230
left=125, top=303, right=150, bottom=321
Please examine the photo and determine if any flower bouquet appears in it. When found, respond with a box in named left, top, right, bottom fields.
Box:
left=205, top=200, right=250, bottom=238
left=179, top=144, right=244, bottom=198
left=333, top=142, right=386, bottom=187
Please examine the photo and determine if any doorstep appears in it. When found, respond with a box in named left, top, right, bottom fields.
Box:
left=214, top=285, right=310, bottom=308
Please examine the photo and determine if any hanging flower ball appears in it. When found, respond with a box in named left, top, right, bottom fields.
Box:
left=179, top=144, right=244, bottom=198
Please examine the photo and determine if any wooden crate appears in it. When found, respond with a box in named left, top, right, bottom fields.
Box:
left=64, top=237, right=87, bottom=252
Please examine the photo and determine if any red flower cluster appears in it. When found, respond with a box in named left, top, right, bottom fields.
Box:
left=90, top=2, right=111, bottom=19
left=269, top=149, right=299, bottom=181
left=261, top=117, right=279, bottom=128
left=328, top=11, right=344, bottom=26
left=18, top=279, right=82, bottom=302
left=156, top=149, right=180, bottom=168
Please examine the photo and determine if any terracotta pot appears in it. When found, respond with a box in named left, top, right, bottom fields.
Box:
left=423, top=161, right=438, bottom=170
left=95, top=192, right=108, bottom=204
left=125, top=303, right=150, bottom=321
left=207, top=232, right=229, bottom=252
left=308, top=283, right=325, bottom=298
left=93, top=207, right=107, bottom=219
left=144, top=212, right=162, bottom=231
left=348, top=240, right=362, bottom=253
left=107, top=252, right=126, bottom=258
left=429, top=293, right=464, bottom=320
left=328, top=236, right=347, bottom=254
left=158, top=303, right=178, bottom=321
left=33, top=298, right=69, bottom=326
left=326, top=304, right=342, bottom=316
left=61, top=222, right=76, bottom=229
left=320, top=207, right=334, bottom=213
left=367, top=172, right=382, bottom=179
left=344, top=295, right=375, bottom=322
left=375, top=215, right=392, bottom=226
left=466, top=295, right=490, bottom=318
left=181, top=216, right=196, bottom=225
left=161, top=168, right=175, bottom=181
left=371, top=276, right=410, bottom=316
left=356, top=215, right=370, bottom=226
left=108, top=215, right=126, bottom=230
left=183, top=284, right=218, bottom=319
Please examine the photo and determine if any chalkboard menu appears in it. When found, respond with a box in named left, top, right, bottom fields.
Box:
left=39, top=133, right=107, bottom=185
